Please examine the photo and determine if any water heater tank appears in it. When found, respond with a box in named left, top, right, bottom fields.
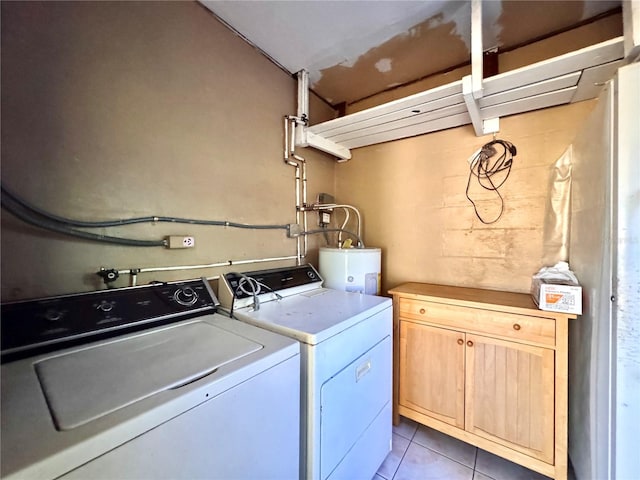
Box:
left=318, top=247, right=381, bottom=295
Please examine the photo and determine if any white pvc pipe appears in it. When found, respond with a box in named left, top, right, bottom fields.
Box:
left=286, top=115, right=309, bottom=264
left=314, top=204, right=363, bottom=247
left=295, top=154, right=309, bottom=257
left=284, top=116, right=302, bottom=263
left=297, top=70, right=309, bottom=121
left=109, top=255, right=299, bottom=286
left=338, top=208, right=350, bottom=246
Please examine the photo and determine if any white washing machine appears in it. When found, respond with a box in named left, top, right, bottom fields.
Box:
left=1, top=278, right=300, bottom=480
left=219, top=264, right=393, bottom=480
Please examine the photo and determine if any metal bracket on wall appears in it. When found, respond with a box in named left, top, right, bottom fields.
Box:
left=294, top=70, right=352, bottom=160
left=462, top=0, right=499, bottom=137
left=623, top=0, right=640, bottom=60
left=462, top=75, right=500, bottom=136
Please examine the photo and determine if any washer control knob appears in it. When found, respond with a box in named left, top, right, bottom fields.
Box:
left=44, top=309, right=63, bottom=322
left=174, top=287, right=198, bottom=306
left=96, top=301, right=114, bottom=313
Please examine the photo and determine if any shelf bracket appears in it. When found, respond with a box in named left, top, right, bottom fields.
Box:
left=463, top=75, right=500, bottom=136
left=300, top=130, right=352, bottom=160
left=463, top=0, right=499, bottom=136
left=623, top=0, right=640, bottom=61
left=294, top=70, right=352, bottom=160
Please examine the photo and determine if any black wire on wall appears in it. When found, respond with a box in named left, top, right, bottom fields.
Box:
left=465, top=139, right=517, bottom=225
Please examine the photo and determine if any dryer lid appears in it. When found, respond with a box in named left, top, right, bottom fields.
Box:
left=34, top=320, right=262, bottom=430
left=236, top=288, right=391, bottom=345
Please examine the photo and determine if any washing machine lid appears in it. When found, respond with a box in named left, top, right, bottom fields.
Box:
left=34, top=320, right=262, bottom=430
left=234, top=288, right=391, bottom=345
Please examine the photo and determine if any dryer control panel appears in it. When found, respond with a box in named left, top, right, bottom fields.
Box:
left=219, top=264, right=323, bottom=310
left=1, top=278, right=219, bottom=363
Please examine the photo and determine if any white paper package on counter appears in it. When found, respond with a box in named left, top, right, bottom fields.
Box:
left=531, top=261, right=582, bottom=314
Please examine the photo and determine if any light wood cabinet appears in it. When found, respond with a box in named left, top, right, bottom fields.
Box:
left=399, top=321, right=465, bottom=428
left=390, top=283, right=576, bottom=480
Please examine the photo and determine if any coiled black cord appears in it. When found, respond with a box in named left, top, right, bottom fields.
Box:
left=465, top=139, right=517, bottom=224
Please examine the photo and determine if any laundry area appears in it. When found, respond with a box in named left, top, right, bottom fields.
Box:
left=1, top=2, right=638, bottom=480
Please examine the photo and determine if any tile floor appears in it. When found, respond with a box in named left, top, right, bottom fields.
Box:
left=374, top=416, right=573, bottom=480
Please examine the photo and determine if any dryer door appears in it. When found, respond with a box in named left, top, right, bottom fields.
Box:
left=319, top=335, right=391, bottom=478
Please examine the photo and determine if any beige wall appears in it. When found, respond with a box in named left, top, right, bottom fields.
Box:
left=333, top=15, right=618, bottom=295
left=0, top=1, right=610, bottom=302
left=347, top=13, right=621, bottom=114
left=0, top=1, right=336, bottom=300
left=335, top=101, right=596, bottom=295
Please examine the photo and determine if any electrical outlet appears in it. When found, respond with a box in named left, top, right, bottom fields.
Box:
left=166, top=236, right=195, bottom=249
left=182, top=236, right=195, bottom=248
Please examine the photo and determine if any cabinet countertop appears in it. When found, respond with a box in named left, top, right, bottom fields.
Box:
left=388, top=282, right=577, bottom=320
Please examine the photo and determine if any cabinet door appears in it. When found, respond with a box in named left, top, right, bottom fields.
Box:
left=465, top=333, right=554, bottom=463
left=399, top=320, right=465, bottom=428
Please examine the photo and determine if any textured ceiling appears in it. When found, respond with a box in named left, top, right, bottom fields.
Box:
left=201, top=0, right=621, bottom=106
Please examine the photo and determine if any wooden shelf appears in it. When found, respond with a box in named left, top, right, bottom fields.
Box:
left=299, top=37, right=624, bottom=159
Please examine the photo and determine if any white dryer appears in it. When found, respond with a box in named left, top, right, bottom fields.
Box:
left=220, top=264, right=393, bottom=480
left=1, top=278, right=300, bottom=480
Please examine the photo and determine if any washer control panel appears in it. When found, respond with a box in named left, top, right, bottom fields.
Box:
left=1, top=278, right=219, bottom=363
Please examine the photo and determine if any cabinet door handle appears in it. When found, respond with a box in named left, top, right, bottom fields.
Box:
left=467, top=340, right=474, bottom=347
left=513, top=323, right=521, bottom=331
left=457, top=338, right=464, bottom=345
left=419, top=308, right=426, bottom=314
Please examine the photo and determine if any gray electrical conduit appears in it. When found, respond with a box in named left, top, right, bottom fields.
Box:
left=1, top=184, right=290, bottom=247
left=1, top=185, right=290, bottom=230
left=1, top=189, right=165, bottom=247
left=1, top=185, right=364, bottom=247
left=111, top=227, right=364, bottom=276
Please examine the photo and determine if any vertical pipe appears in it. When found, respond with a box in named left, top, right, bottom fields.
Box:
left=284, top=116, right=290, bottom=160
left=292, top=71, right=314, bottom=260
left=290, top=117, right=297, bottom=156
left=291, top=119, right=303, bottom=263
left=471, top=0, right=483, bottom=99
left=284, top=116, right=302, bottom=264
left=290, top=115, right=309, bottom=261
left=301, top=159, right=308, bottom=257
left=297, top=70, right=309, bottom=121
left=295, top=163, right=302, bottom=263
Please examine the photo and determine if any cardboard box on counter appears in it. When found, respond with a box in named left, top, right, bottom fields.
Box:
left=532, top=281, right=582, bottom=315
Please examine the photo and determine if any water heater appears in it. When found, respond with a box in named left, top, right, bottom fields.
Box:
left=318, top=247, right=381, bottom=295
